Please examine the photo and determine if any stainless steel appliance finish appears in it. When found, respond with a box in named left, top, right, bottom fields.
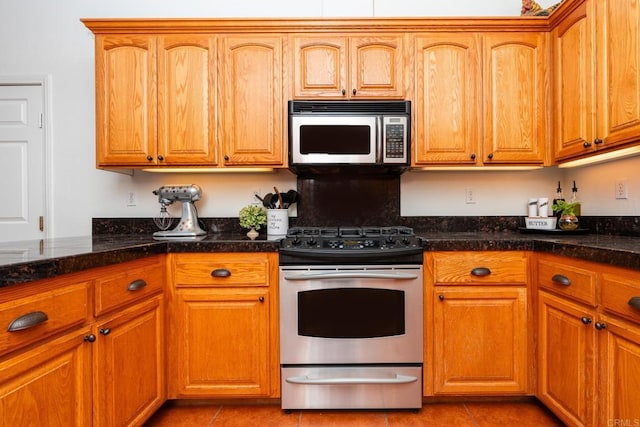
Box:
left=151, top=185, right=206, bottom=239
left=288, top=101, right=411, bottom=173
left=279, top=226, right=423, bottom=410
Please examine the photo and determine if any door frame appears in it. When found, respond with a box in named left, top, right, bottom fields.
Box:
left=0, top=75, right=52, bottom=239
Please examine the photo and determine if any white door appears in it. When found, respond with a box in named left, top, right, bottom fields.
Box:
left=0, top=84, right=46, bottom=242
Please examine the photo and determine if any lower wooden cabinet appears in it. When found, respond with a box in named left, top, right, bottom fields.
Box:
left=0, top=327, right=93, bottom=426
left=424, top=251, right=532, bottom=396
left=167, top=252, right=279, bottom=398
left=538, top=290, right=597, bottom=427
left=93, top=294, right=165, bottom=427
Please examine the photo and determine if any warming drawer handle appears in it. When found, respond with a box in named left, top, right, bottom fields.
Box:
left=283, top=272, right=418, bottom=281
left=127, top=279, right=147, bottom=291
left=628, top=296, right=640, bottom=310
left=7, top=311, right=49, bottom=332
left=470, top=267, right=491, bottom=277
left=211, top=268, right=231, bottom=278
left=551, top=274, right=571, bottom=286
left=285, top=374, right=418, bottom=385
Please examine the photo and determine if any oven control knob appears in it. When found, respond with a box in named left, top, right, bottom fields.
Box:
left=402, top=237, right=412, bottom=245
left=292, top=237, right=302, bottom=246
left=385, top=236, right=396, bottom=244
left=307, top=237, right=317, bottom=246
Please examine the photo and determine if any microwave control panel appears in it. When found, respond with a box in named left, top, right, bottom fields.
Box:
left=382, top=116, right=408, bottom=163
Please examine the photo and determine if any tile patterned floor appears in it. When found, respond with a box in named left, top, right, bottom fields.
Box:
left=144, top=401, right=565, bottom=426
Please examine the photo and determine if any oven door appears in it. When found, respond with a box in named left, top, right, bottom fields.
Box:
left=290, top=115, right=379, bottom=165
left=279, top=265, right=423, bottom=365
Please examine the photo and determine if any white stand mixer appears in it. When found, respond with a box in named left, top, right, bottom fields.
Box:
left=152, top=185, right=206, bottom=239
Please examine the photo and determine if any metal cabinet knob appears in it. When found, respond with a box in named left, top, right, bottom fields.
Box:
left=595, top=322, right=607, bottom=330
left=99, top=328, right=111, bottom=335
left=157, top=155, right=164, bottom=161
left=470, top=153, right=476, bottom=160
left=84, top=334, right=96, bottom=342
left=583, top=141, right=592, bottom=148
left=594, top=138, right=603, bottom=145
left=487, top=153, right=494, bottom=160
left=259, top=296, right=265, bottom=303
left=552, top=274, right=571, bottom=286
left=438, top=294, right=445, bottom=301
left=581, top=317, right=592, bottom=325
left=341, top=88, right=346, bottom=95
left=146, top=155, right=153, bottom=161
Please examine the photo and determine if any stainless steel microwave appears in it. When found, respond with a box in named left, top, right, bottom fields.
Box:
left=288, top=100, right=411, bottom=173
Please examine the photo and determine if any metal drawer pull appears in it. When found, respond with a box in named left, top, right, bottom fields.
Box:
left=286, top=374, right=417, bottom=385
left=470, top=267, right=491, bottom=277
left=7, top=311, right=49, bottom=332
left=628, top=296, right=640, bottom=310
left=551, top=274, right=571, bottom=286
left=127, top=279, right=147, bottom=291
left=211, top=268, right=231, bottom=278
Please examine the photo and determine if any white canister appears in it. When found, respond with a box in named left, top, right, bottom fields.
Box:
left=267, top=209, right=289, bottom=236
left=528, top=198, right=538, bottom=217
left=538, top=197, right=549, bottom=217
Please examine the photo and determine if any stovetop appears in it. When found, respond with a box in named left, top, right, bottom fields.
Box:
left=279, top=226, right=424, bottom=265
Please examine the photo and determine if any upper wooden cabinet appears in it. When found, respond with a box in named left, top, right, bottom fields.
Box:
left=292, top=35, right=406, bottom=99
left=413, top=34, right=481, bottom=165
left=219, top=35, right=285, bottom=166
left=95, top=35, right=157, bottom=166
left=93, top=33, right=284, bottom=168
left=414, top=32, right=548, bottom=166
left=553, top=0, right=640, bottom=162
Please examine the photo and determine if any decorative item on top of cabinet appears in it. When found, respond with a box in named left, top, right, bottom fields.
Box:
left=553, top=0, right=640, bottom=163
left=292, top=35, right=406, bottom=99
left=423, top=251, right=532, bottom=396
left=167, top=252, right=280, bottom=398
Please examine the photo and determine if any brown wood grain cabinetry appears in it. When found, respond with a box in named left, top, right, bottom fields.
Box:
left=219, top=35, right=285, bottom=166
left=167, top=252, right=280, bottom=398
left=414, top=32, right=548, bottom=166
left=553, top=0, right=640, bottom=162
left=0, top=255, right=166, bottom=427
left=424, top=251, right=532, bottom=396
left=92, top=32, right=284, bottom=168
left=292, top=34, right=406, bottom=99
left=0, top=327, right=93, bottom=426
left=536, top=253, right=640, bottom=426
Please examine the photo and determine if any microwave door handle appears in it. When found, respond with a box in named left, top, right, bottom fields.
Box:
left=377, top=116, right=383, bottom=162
left=282, top=272, right=418, bottom=281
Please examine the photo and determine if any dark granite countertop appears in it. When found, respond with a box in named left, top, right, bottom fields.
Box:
left=1, top=231, right=639, bottom=288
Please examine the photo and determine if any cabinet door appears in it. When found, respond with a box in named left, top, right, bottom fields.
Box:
left=169, top=287, right=272, bottom=397
left=598, top=315, right=640, bottom=427
left=93, top=295, right=165, bottom=427
left=538, top=291, right=597, bottom=427
left=483, top=33, right=548, bottom=164
left=219, top=35, right=284, bottom=166
left=292, top=36, right=348, bottom=98
left=349, top=35, right=405, bottom=98
left=0, top=328, right=92, bottom=426
left=596, top=0, right=640, bottom=149
left=413, top=34, right=481, bottom=165
left=158, top=35, right=217, bottom=165
left=553, top=1, right=597, bottom=161
left=432, top=286, right=528, bottom=394
left=95, top=35, right=157, bottom=166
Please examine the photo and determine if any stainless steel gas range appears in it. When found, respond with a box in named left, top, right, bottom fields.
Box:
left=279, top=226, right=424, bottom=410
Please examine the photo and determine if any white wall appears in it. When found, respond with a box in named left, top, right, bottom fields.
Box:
left=1, top=0, right=636, bottom=239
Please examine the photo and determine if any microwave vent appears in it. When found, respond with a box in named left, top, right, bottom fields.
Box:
left=289, top=100, right=410, bottom=114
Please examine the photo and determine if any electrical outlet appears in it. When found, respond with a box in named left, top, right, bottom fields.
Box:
left=465, top=188, right=476, bottom=204
left=251, top=188, right=262, bottom=205
left=126, top=191, right=137, bottom=206
left=615, top=179, right=628, bottom=199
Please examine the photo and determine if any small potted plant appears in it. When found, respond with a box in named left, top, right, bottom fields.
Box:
left=239, top=205, right=267, bottom=240
left=552, top=199, right=580, bottom=230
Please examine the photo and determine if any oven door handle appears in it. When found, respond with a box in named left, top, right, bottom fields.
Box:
left=285, top=374, right=418, bottom=385
left=282, top=272, right=418, bottom=281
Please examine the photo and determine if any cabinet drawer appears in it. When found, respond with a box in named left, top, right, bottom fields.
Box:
left=431, top=252, right=528, bottom=285
left=172, top=253, right=274, bottom=288
left=0, top=281, right=91, bottom=357
left=537, top=256, right=597, bottom=307
left=601, top=270, right=640, bottom=324
left=94, top=256, right=165, bottom=317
